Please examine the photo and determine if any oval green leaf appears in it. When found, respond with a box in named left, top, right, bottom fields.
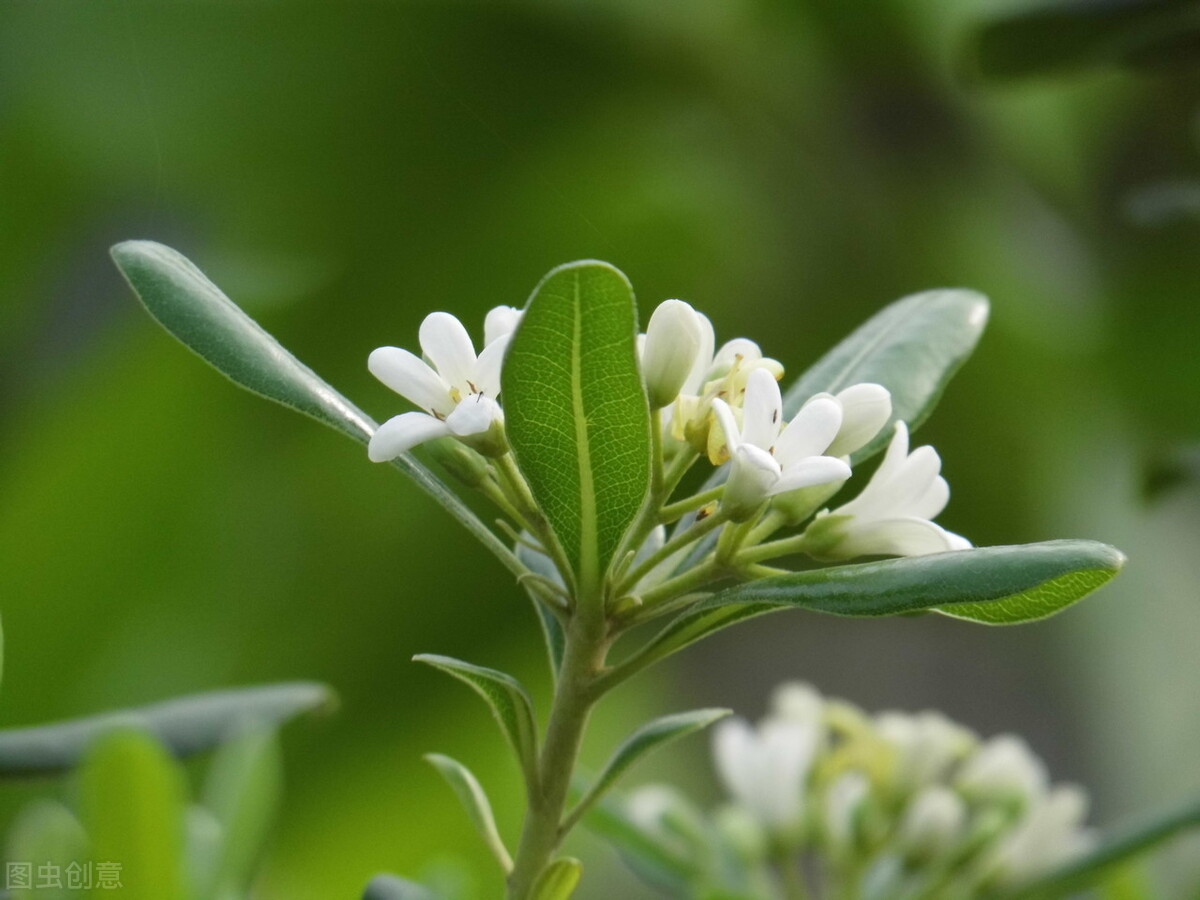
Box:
left=425, top=753, right=513, bottom=874
left=531, top=857, right=583, bottom=900
left=111, top=240, right=525, bottom=579
left=413, top=654, right=539, bottom=791
left=79, top=730, right=187, bottom=900
left=566, top=708, right=730, bottom=831
left=0, top=682, right=332, bottom=777
left=627, top=541, right=1123, bottom=673
left=784, top=288, right=989, bottom=464
left=200, top=725, right=283, bottom=896
left=503, top=261, right=652, bottom=592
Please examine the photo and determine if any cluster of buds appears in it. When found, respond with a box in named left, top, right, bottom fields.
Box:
left=626, top=684, right=1093, bottom=898
left=365, top=296, right=968, bottom=572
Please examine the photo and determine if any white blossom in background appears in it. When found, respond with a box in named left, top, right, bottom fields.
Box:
left=712, top=713, right=820, bottom=830
left=897, top=785, right=968, bottom=859
left=367, top=307, right=521, bottom=461
left=711, top=368, right=851, bottom=519
left=989, top=785, right=1096, bottom=887
left=639, top=299, right=706, bottom=410
left=806, top=421, right=970, bottom=558
left=957, top=734, right=1049, bottom=805
left=640, top=683, right=1094, bottom=897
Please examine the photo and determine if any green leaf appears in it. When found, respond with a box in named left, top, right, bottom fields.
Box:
left=199, top=725, right=283, bottom=896
left=0, top=682, right=332, bottom=777
left=972, top=0, right=1200, bottom=82
left=424, top=753, right=513, bottom=874
left=784, top=288, right=989, bottom=464
left=625, top=541, right=1124, bottom=674
left=362, top=874, right=438, bottom=900
left=79, top=730, right=187, bottom=900
left=111, top=240, right=525, bottom=580
left=566, top=709, right=730, bottom=829
left=5, top=800, right=90, bottom=900
left=413, top=654, right=539, bottom=791
left=1000, top=796, right=1200, bottom=900
left=516, top=540, right=567, bottom=678
left=503, top=261, right=652, bottom=591
left=530, top=857, right=582, bottom=900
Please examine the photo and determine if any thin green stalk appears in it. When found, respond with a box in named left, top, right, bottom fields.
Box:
left=616, top=511, right=727, bottom=596
left=494, top=452, right=573, bottom=584
left=661, top=446, right=700, bottom=497
left=659, top=485, right=724, bottom=523
left=737, top=530, right=811, bottom=565
left=506, top=602, right=609, bottom=899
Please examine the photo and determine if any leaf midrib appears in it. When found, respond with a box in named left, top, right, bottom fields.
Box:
left=571, top=272, right=600, bottom=591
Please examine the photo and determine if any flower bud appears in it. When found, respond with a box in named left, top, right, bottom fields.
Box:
left=642, top=300, right=704, bottom=409
left=898, top=786, right=967, bottom=861
left=957, top=735, right=1047, bottom=806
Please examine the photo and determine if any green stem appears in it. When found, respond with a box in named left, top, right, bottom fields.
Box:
left=661, top=446, right=700, bottom=497
left=659, top=485, right=724, bottom=523
left=506, top=606, right=609, bottom=899
left=616, top=511, right=726, bottom=596
left=737, top=530, right=811, bottom=565
left=494, top=452, right=573, bottom=586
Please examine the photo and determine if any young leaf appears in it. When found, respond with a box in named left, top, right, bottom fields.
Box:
left=530, top=857, right=583, bottom=900
left=503, top=261, right=652, bottom=592
left=579, top=792, right=698, bottom=893
left=79, top=730, right=188, bottom=900
left=784, top=288, right=989, bottom=464
left=566, top=709, right=731, bottom=830
left=413, top=654, right=539, bottom=791
left=515, top=540, right=567, bottom=679
left=5, top=800, right=89, bottom=900
left=362, top=874, right=438, bottom=900
left=200, top=725, right=283, bottom=896
left=424, top=753, right=514, bottom=874
left=0, top=682, right=331, bottom=777
left=1001, top=796, right=1200, bottom=900
left=111, top=241, right=525, bottom=579
left=620, top=541, right=1124, bottom=677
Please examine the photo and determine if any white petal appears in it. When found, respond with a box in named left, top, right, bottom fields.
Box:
left=740, top=367, right=783, bottom=450
left=473, top=333, right=511, bottom=398
left=483, top=305, right=523, bottom=347
left=882, top=445, right=944, bottom=515
left=725, top=444, right=782, bottom=515
left=681, top=312, right=716, bottom=395
left=770, top=456, right=851, bottom=495
left=445, top=394, right=502, bottom=437
left=833, top=422, right=912, bottom=521
left=643, top=300, right=704, bottom=408
left=712, top=337, right=763, bottom=373
left=837, top=517, right=968, bottom=558
left=368, top=347, right=453, bottom=415
left=757, top=720, right=817, bottom=825
left=827, top=383, right=892, bottom=458
left=774, top=397, right=843, bottom=464
left=420, top=311, right=477, bottom=389
left=713, top=719, right=760, bottom=814
left=710, top=398, right=743, bottom=453
left=911, top=474, right=950, bottom=521
left=368, top=412, right=450, bottom=461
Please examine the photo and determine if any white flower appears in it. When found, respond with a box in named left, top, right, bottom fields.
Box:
left=711, top=368, right=851, bottom=519
left=668, top=318, right=785, bottom=453
left=824, top=770, right=872, bottom=854
left=991, top=785, right=1094, bottom=886
left=875, top=710, right=975, bottom=791
left=640, top=300, right=706, bottom=410
left=367, top=308, right=519, bottom=461
left=713, top=714, right=820, bottom=829
left=956, top=734, right=1048, bottom=805
left=898, top=785, right=967, bottom=859
left=807, top=421, right=970, bottom=558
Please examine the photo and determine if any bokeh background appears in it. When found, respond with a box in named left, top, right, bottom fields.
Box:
left=2, top=1, right=1199, bottom=896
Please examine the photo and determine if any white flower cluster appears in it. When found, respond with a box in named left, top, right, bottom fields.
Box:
left=628, top=684, right=1094, bottom=898
left=366, top=297, right=968, bottom=561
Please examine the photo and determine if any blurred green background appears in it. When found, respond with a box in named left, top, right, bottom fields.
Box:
left=1, top=1, right=1198, bottom=896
